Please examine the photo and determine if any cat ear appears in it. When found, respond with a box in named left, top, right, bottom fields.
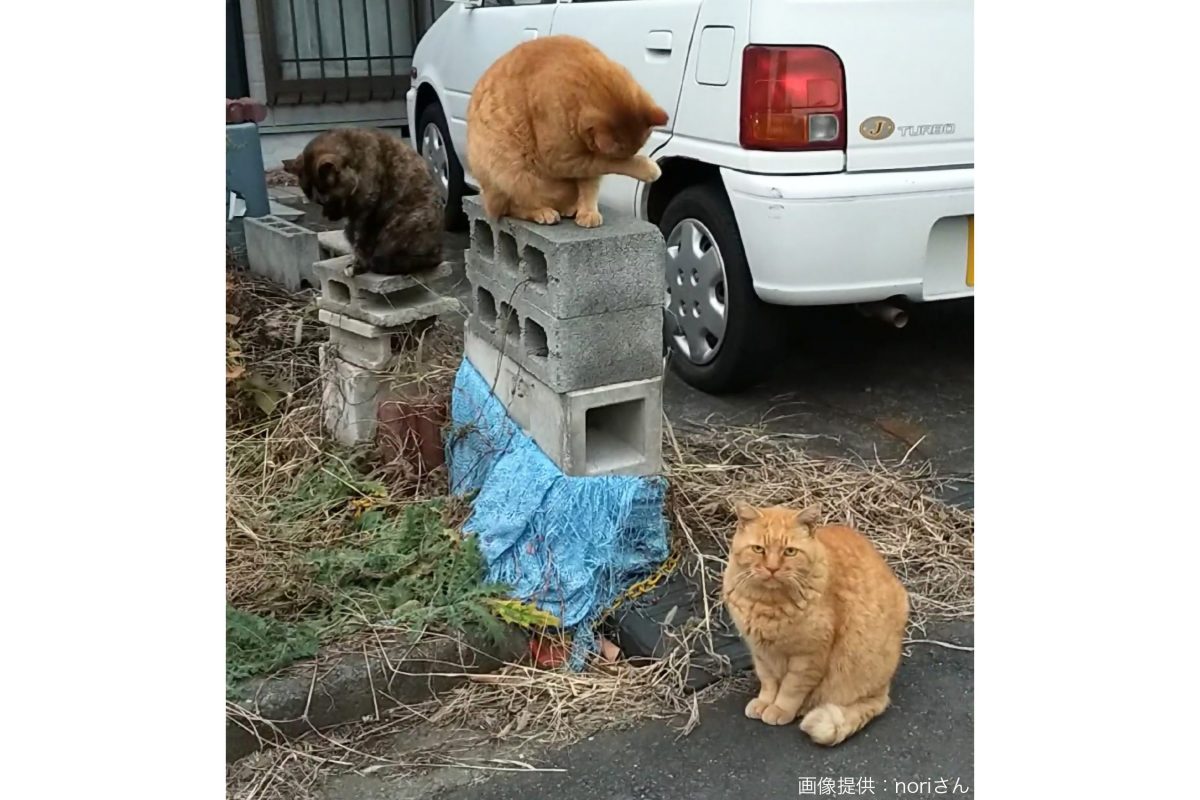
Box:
left=734, top=502, right=761, bottom=523
left=795, top=504, right=822, bottom=530
left=281, top=157, right=301, bottom=176
left=315, top=154, right=340, bottom=184
left=578, top=109, right=617, bottom=154
left=589, top=123, right=617, bottom=154
left=644, top=104, right=669, bottom=128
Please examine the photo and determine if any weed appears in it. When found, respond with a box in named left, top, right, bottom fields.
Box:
left=226, top=607, right=320, bottom=688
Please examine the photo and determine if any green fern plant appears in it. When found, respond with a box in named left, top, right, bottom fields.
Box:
left=226, top=606, right=319, bottom=689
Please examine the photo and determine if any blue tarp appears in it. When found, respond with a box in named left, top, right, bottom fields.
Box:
left=446, top=359, right=669, bottom=667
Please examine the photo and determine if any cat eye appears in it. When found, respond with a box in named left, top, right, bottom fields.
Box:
left=783, top=547, right=799, bottom=557
left=750, top=545, right=765, bottom=554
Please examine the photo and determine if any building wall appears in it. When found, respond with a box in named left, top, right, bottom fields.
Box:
left=238, top=0, right=446, bottom=167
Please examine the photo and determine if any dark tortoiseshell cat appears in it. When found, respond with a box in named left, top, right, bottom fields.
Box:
left=283, top=128, right=444, bottom=276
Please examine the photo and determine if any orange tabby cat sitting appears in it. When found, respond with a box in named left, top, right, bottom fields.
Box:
left=466, top=35, right=667, bottom=228
left=723, top=502, right=909, bottom=747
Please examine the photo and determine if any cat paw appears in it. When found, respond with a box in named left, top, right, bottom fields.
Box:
left=800, top=705, right=846, bottom=746
left=760, top=704, right=797, bottom=726
left=744, top=698, right=772, bottom=720
left=528, top=208, right=561, bottom=225
left=574, top=210, right=604, bottom=228
left=635, top=156, right=662, bottom=183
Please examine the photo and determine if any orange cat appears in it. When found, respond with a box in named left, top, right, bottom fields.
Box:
left=466, top=35, right=667, bottom=228
left=723, top=502, right=909, bottom=747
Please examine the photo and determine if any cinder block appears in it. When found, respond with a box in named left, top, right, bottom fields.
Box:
left=463, top=195, right=664, bottom=319
left=268, top=200, right=304, bottom=221
left=318, top=229, right=352, bottom=259
left=314, top=255, right=460, bottom=327
left=328, top=325, right=394, bottom=370
left=463, top=323, right=662, bottom=477
left=245, top=215, right=319, bottom=291
left=319, top=308, right=436, bottom=370
left=467, top=269, right=662, bottom=393
left=321, top=350, right=382, bottom=447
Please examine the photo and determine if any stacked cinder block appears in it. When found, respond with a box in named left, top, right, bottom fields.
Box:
left=461, top=196, right=665, bottom=477
left=316, top=250, right=459, bottom=447
left=244, top=215, right=319, bottom=291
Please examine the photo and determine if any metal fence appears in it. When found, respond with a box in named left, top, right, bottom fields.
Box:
left=256, top=0, right=420, bottom=105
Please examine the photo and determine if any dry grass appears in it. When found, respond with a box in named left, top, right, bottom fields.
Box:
left=663, top=419, right=974, bottom=630
left=225, top=265, right=464, bottom=620
left=225, top=262, right=973, bottom=799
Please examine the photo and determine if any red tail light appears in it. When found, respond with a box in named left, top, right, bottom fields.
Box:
left=739, top=46, right=846, bottom=151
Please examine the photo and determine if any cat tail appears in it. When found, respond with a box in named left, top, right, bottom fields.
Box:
left=799, top=693, right=890, bottom=747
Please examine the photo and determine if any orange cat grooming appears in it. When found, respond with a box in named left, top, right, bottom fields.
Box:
left=723, top=503, right=909, bottom=747
left=466, top=35, right=667, bottom=228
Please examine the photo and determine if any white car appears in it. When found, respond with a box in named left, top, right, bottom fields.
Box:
left=407, top=0, right=973, bottom=393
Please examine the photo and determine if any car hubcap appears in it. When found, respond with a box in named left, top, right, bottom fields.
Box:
left=665, top=218, right=727, bottom=365
left=421, top=122, right=450, bottom=201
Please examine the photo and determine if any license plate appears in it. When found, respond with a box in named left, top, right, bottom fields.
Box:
left=966, top=215, right=974, bottom=287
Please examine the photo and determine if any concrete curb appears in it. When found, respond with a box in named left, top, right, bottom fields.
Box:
left=226, top=630, right=525, bottom=763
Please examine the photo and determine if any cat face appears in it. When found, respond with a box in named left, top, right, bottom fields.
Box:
left=282, top=134, right=359, bottom=221
left=730, top=503, right=822, bottom=588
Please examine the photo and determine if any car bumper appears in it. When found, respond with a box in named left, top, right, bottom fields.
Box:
left=405, top=88, right=418, bottom=149
left=720, top=166, right=974, bottom=305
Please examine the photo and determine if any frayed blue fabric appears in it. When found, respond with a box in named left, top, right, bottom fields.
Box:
left=446, top=359, right=668, bottom=667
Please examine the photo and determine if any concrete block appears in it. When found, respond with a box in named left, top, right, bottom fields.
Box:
left=318, top=229, right=352, bottom=258
left=328, top=325, right=395, bottom=370
left=463, top=195, right=665, bottom=319
left=463, top=323, right=662, bottom=477
left=314, top=255, right=460, bottom=327
left=321, top=351, right=382, bottom=447
left=319, top=308, right=437, bottom=370
left=468, top=269, right=662, bottom=393
left=244, top=215, right=319, bottom=291
left=268, top=199, right=304, bottom=221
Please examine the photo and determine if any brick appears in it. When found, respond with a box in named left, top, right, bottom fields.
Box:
left=321, top=350, right=383, bottom=447
left=377, top=391, right=447, bottom=478
left=467, top=269, right=662, bottom=393
left=463, top=323, right=662, bottom=477
left=463, top=195, right=665, bottom=319
left=244, top=215, right=318, bottom=291
left=226, top=98, right=267, bottom=125
left=314, top=255, right=460, bottom=327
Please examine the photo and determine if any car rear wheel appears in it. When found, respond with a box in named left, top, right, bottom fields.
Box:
left=416, top=101, right=467, bottom=231
left=658, top=184, right=775, bottom=394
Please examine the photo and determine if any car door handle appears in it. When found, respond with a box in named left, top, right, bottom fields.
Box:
left=522, top=27, right=538, bottom=40
left=645, top=30, right=673, bottom=54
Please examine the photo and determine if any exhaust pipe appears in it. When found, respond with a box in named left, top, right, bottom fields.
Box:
left=857, top=301, right=909, bottom=329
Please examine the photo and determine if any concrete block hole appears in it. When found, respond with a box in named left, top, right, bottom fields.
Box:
left=498, top=231, right=518, bottom=269
left=523, top=246, right=548, bottom=284
left=524, top=319, right=549, bottom=359
left=328, top=280, right=352, bottom=304
left=585, top=398, right=648, bottom=474
left=498, top=301, right=520, bottom=344
left=473, top=220, right=494, bottom=259
left=476, top=286, right=497, bottom=328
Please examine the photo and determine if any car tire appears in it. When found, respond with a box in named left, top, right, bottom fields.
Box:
left=416, top=101, right=468, bottom=231
left=658, top=183, right=777, bottom=394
